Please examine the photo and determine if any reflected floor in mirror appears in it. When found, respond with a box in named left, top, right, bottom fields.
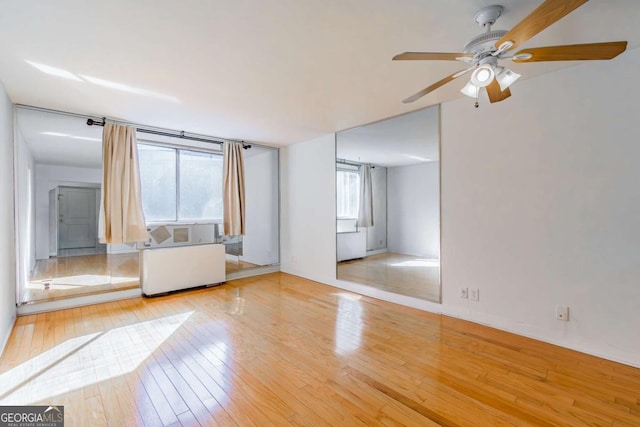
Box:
left=225, top=257, right=259, bottom=274
left=2, top=272, right=639, bottom=426
left=338, top=252, right=440, bottom=302
left=26, top=253, right=264, bottom=303
left=26, top=253, right=140, bottom=303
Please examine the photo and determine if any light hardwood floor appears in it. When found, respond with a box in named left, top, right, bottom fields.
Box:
left=338, top=253, right=440, bottom=302
left=2, top=272, right=639, bottom=426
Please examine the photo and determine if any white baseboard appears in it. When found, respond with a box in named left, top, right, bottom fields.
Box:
left=17, top=288, right=142, bottom=315
left=0, top=314, right=17, bottom=359
left=366, top=248, right=388, bottom=256
left=226, top=264, right=280, bottom=281
left=438, top=306, right=640, bottom=369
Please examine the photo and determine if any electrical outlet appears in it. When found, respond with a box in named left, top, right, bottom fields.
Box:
left=460, top=288, right=469, bottom=299
left=469, top=288, right=480, bottom=301
left=291, top=256, right=298, bottom=264
left=556, top=305, right=569, bottom=321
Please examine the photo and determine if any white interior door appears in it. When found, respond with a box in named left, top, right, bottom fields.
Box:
left=58, top=186, right=97, bottom=250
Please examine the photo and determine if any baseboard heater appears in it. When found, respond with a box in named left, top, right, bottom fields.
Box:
left=140, top=243, right=226, bottom=296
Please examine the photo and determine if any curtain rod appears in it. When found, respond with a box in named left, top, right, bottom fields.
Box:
left=336, top=158, right=376, bottom=168
left=86, top=118, right=251, bottom=149
left=15, top=104, right=270, bottom=150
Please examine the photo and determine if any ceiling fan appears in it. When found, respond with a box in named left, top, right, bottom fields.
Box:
left=394, top=0, right=627, bottom=106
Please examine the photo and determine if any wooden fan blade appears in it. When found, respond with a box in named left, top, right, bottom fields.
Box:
left=486, top=79, right=511, bottom=103
left=496, top=0, right=588, bottom=52
left=402, top=71, right=464, bottom=103
left=512, top=41, right=627, bottom=62
left=393, top=52, right=471, bottom=61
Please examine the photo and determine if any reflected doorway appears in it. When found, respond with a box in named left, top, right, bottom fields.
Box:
left=51, top=186, right=102, bottom=256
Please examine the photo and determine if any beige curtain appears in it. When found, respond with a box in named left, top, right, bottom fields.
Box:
left=358, top=165, right=374, bottom=227
left=223, top=142, right=246, bottom=235
left=98, top=123, right=147, bottom=243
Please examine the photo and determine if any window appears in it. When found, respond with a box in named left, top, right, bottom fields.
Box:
left=138, top=144, right=223, bottom=222
left=336, top=169, right=360, bottom=218
left=179, top=150, right=223, bottom=220
left=138, top=145, right=177, bottom=222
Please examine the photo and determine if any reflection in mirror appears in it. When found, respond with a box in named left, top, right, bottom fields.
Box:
left=336, top=106, right=440, bottom=302
left=14, top=106, right=279, bottom=305
left=15, top=107, right=138, bottom=304
left=224, top=144, right=280, bottom=275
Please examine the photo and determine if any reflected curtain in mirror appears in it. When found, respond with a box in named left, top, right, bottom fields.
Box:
left=223, top=141, right=246, bottom=235
left=358, top=165, right=373, bottom=227
left=99, top=123, right=147, bottom=243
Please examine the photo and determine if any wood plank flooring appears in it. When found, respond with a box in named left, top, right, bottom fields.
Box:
left=338, top=253, right=440, bottom=302
left=2, top=272, right=639, bottom=426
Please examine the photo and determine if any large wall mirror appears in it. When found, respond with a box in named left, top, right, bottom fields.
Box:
left=336, top=106, right=440, bottom=302
left=14, top=106, right=279, bottom=306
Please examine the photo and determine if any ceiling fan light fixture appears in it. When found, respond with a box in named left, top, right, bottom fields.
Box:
left=495, top=67, right=521, bottom=91
left=470, top=64, right=495, bottom=87
left=460, top=81, right=479, bottom=98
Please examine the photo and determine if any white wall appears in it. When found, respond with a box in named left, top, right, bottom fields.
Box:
left=280, top=47, right=640, bottom=367
left=0, top=83, right=16, bottom=355
left=440, top=47, right=640, bottom=366
left=241, top=148, right=279, bottom=265
left=280, top=134, right=336, bottom=283
left=387, top=162, right=439, bottom=258
left=34, top=164, right=101, bottom=260
left=366, top=166, right=387, bottom=251
left=15, top=127, right=35, bottom=294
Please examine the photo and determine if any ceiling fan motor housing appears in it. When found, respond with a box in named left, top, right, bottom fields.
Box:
left=463, top=30, right=508, bottom=56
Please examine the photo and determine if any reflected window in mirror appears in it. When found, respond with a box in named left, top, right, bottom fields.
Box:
left=336, top=166, right=360, bottom=219
left=13, top=106, right=281, bottom=308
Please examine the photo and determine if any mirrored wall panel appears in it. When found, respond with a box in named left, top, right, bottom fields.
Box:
left=336, top=106, right=440, bottom=302
left=15, top=107, right=136, bottom=304
left=14, top=106, right=279, bottom=305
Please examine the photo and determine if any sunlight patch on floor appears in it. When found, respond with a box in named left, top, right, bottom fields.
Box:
left=0, top=311, right=193, bottom=405
left=390, top=259, right=440, bottom=268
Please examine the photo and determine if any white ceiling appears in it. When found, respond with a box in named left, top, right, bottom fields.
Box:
left=16, top=108, right=104, bottom=168
left=337, top=106, right=438, bottom=167
left=2, top=1, right=640, bottom=145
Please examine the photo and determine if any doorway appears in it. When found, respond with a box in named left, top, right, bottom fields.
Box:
left=49, top=186, right=105, bottom=257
